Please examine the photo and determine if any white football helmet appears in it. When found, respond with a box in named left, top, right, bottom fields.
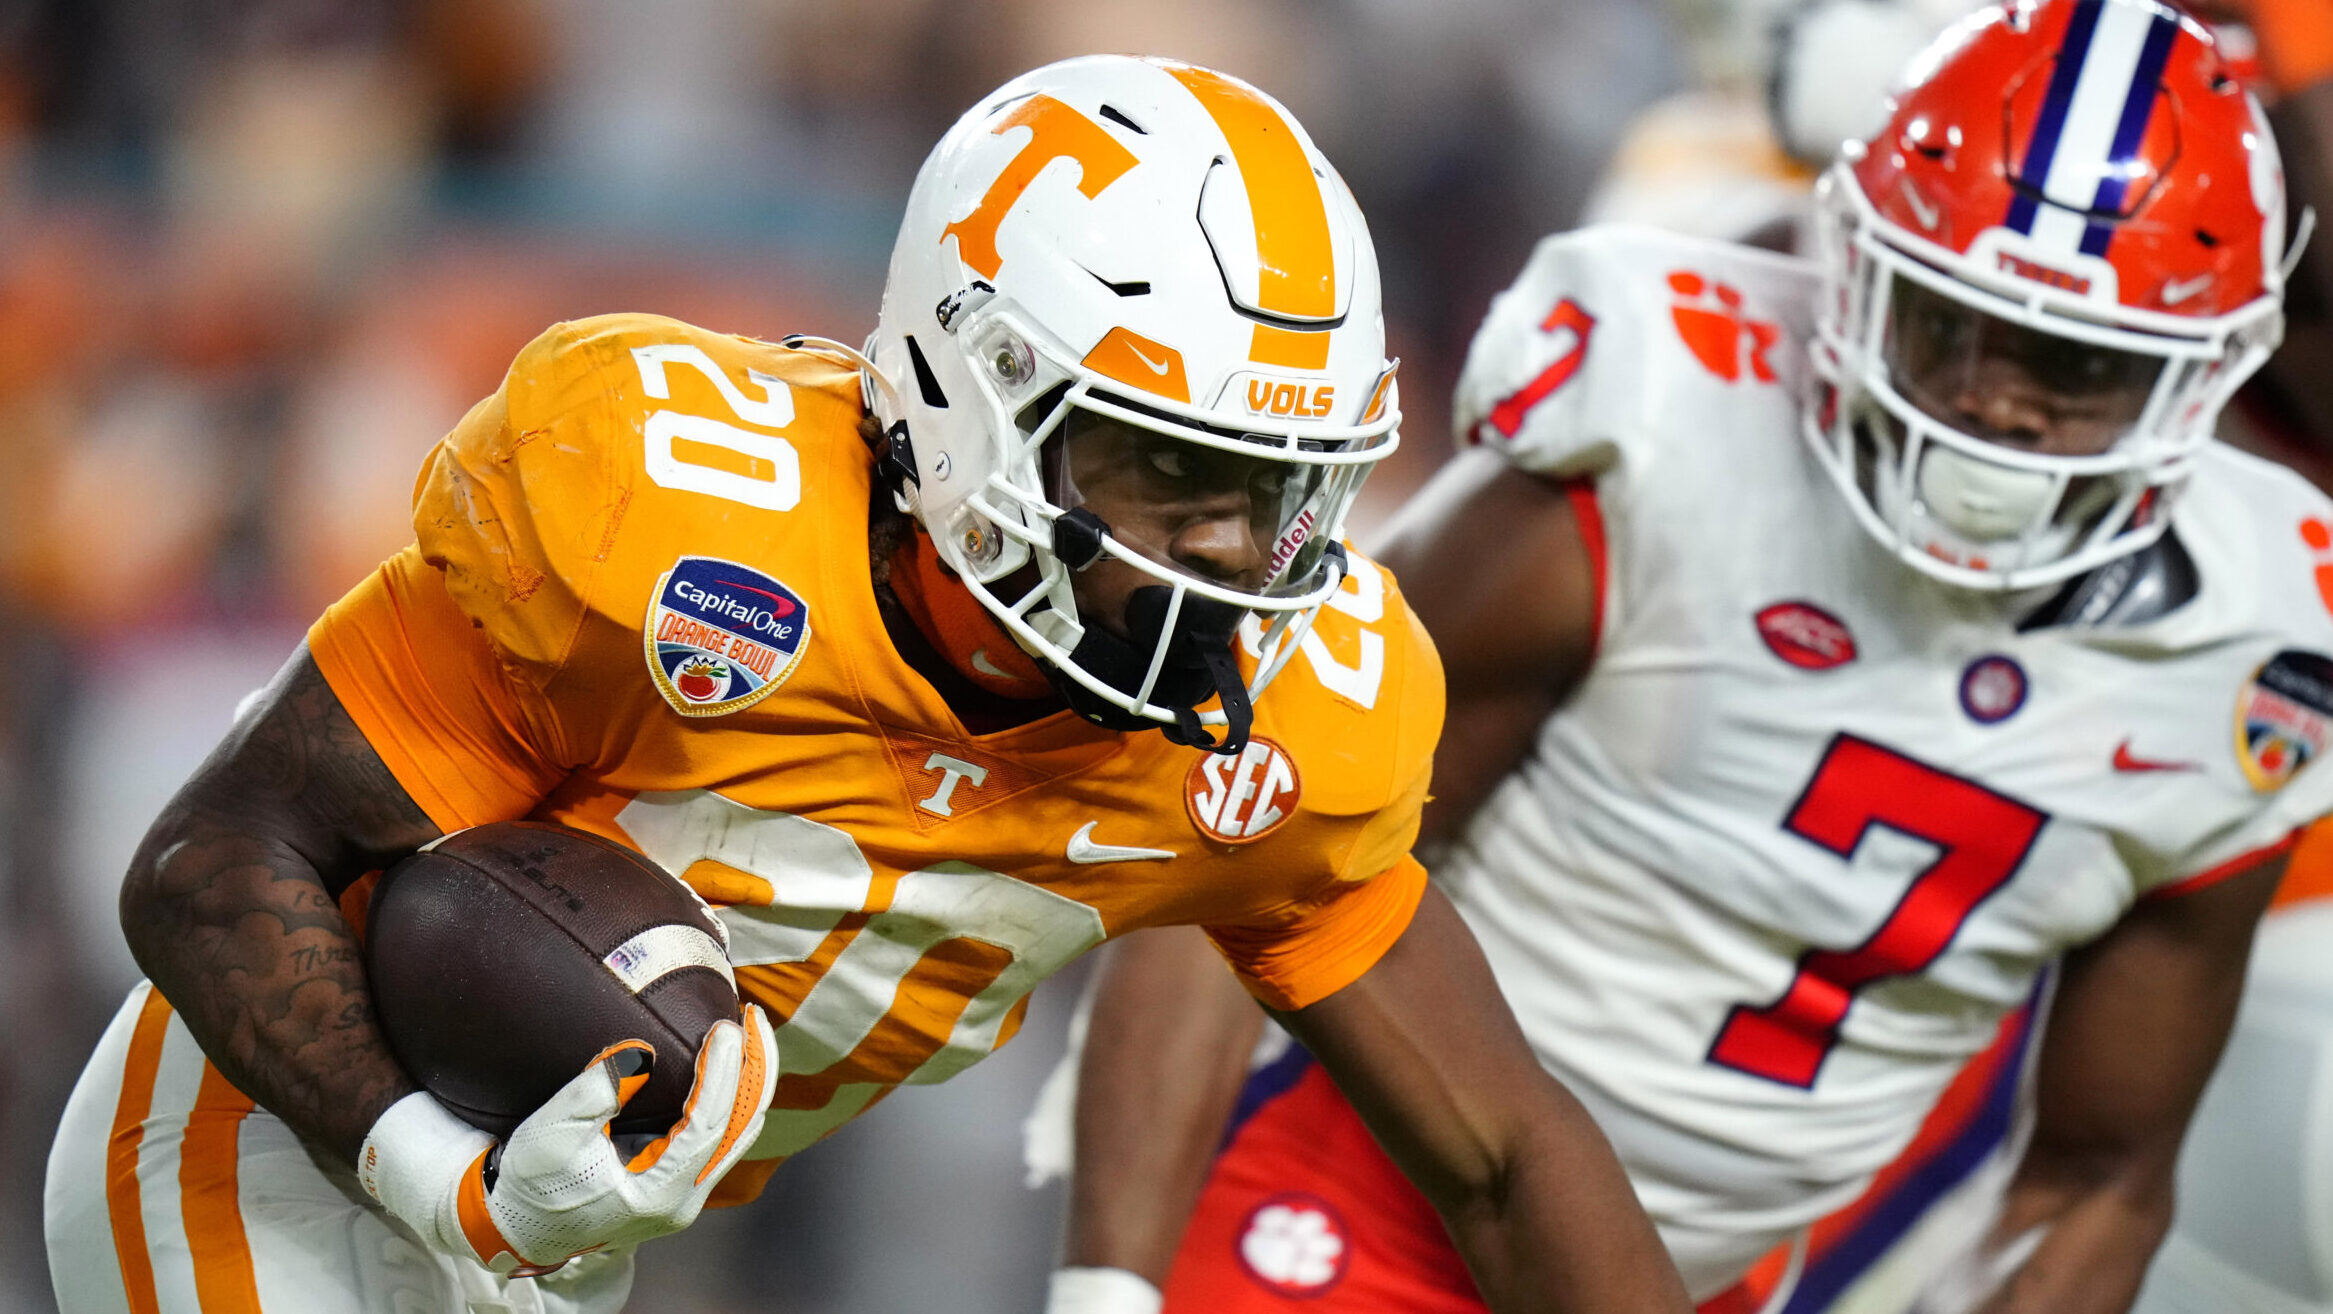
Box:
left=846, top=56, right=1400, bottom=751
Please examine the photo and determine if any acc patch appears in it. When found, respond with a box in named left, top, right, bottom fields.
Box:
left=1187, top=736, right=1301, bottom=845
left=643, top=557, right=810, bottom=717
left=2236, top=649, right=2333, bottom=791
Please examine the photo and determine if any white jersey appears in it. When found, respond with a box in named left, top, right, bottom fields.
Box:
left=1447, top=224, right=2333, bottom=1294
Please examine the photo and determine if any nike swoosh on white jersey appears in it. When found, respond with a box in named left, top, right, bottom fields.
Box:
left=1126, top=342, right=1172, bottom=375
left=1066, top=821, right=1175, bottom=864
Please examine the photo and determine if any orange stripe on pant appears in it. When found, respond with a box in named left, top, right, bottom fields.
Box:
left=106, top=988, right=173, bottom=1314
left=181, top=1062, right=263, bottom=1311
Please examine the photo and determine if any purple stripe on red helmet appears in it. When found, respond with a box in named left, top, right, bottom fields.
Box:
left=2078, top=9, right=2181, bottom=256
left=2007, top=0, right=2105, bottom=234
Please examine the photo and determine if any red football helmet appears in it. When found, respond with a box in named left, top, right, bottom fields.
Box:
left=1806, top=0, right=2290, bottom=589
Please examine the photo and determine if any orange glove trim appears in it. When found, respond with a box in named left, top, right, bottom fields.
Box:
left=456, top=1150, right=519, bottom=1268
left=698, top=1010, right=771, bottom=1185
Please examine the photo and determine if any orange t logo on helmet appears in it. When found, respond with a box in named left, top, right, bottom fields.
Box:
left=942, top=95, right=1140, bottom=280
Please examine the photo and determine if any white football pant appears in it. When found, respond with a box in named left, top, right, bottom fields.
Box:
left=46, top=981, right=636, bottom=1314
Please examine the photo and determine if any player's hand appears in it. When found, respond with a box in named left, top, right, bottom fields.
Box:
left=359, top=1004, right=778, bottom=1274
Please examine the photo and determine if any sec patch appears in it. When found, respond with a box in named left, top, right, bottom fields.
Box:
left=2237, top=650, right=2333, bottom=791
left=644, top=557, right=810, bottom=717
left=1187, top=736, right=1300, bottom=844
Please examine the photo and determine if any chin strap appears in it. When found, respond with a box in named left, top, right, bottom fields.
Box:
left=1160, top=642, right=1251, bottom=756
left=1048, top=564, right=1254, bottom=755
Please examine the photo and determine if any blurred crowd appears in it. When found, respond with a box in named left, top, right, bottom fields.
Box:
left=0, top=1, right=1686, bottom=1310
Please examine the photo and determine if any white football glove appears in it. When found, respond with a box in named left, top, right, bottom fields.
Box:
left=359, top=1005, right=778, bottom=1275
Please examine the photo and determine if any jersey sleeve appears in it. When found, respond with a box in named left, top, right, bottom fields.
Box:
left=1205, top=852, right=1431, bottom=1011
left=1203, top=565, right=1443, bottom=1011
left=1453, top=224, right=1813, bottom=483
left=309, top=545, right=571, bottom=830
left=2146, top=688, right=2333, bottom=899
left=2139, top=458, right=2333, bottom=898
left=411, top=320, right=628, bottom=697
left=1456, top=226, right=1690, bottom=482
left=307, top=317, right=673, bottom=826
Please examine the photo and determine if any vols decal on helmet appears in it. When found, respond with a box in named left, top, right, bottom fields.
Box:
left=644, top=557, right=810, bottom=717
left=2236, top=650, right=2333, bottom=791
left=1233, top=373, right=1336, bottom=419
left=1235, top=1193, right=1350, bottom=1297
left=1187, top=736, right=1301, bottom=844
left=942, top=95, right=1139, bottom=281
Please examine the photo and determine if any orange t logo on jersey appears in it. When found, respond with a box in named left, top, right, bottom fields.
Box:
left=943, top=95, right=1140, bottom=280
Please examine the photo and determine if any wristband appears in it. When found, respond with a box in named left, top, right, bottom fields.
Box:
left=357, top=1090, right=493, bottom=1258
left=1045, top=1266, right=1165, bottom=1314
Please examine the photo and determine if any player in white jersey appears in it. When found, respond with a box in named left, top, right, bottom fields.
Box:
left=1040, top=5, right=2333, bottom=1313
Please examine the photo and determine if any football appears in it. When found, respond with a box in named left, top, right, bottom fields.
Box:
left=363, top=821, right=739, bottom=1137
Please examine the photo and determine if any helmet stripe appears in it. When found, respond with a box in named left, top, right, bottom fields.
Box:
left=2078, top=10, right=2181, bottom=256
left=2018, top=0, right=2178, bottom=254
left=1164, top=65, right=1338, bottom=325
left=2007, top=0, right=2104, bottom=234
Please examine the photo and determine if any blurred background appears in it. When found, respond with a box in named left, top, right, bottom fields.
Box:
left=1, top=1, right=2326, bottom=1312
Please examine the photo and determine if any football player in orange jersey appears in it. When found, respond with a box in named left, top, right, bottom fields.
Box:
left=42, top=55, right=1693, bottom=1314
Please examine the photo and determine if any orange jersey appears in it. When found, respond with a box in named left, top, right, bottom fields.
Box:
left=309, top=313, right=1439, bottom=1195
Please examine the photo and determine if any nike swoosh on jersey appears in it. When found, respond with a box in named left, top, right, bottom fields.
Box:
left=2112, top=739, right=2201, bottom=773
left=1066, top=821, right=1175, bottom=864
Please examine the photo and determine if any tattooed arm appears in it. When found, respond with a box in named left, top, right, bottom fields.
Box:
left=119, top=643, right=442, bottom=1165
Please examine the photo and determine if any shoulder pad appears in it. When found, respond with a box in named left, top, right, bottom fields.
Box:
left=2174, top=445, right=2333, bottom=650
left=1249, top=553, right=1441, bottom=822
left=1453, top=224, right=1815, bottom=480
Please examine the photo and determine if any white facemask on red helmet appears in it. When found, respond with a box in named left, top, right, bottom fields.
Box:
left=834, top=56, right=1399, bottom=748
left=1806, top=0, right=2289, bottom=590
